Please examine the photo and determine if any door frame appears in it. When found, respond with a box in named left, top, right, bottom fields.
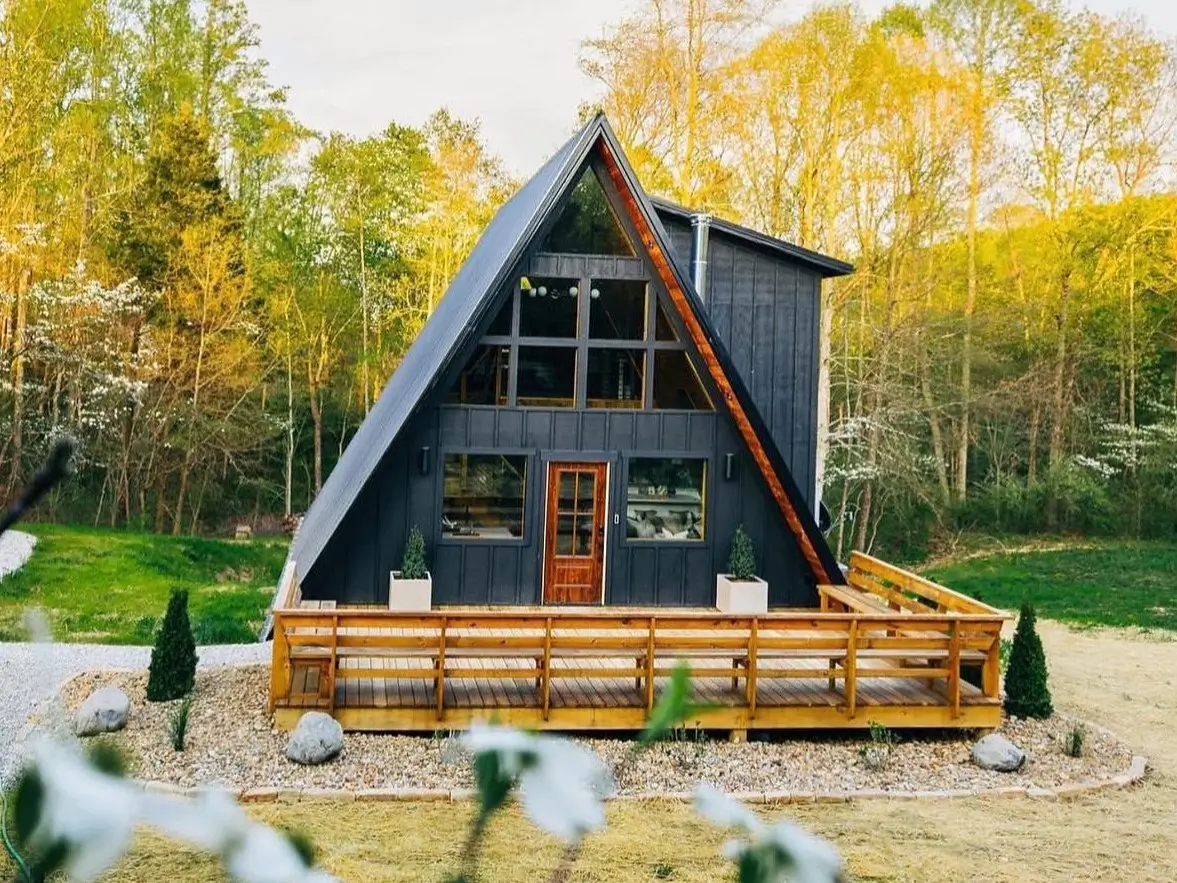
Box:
left=541, top=459, right=611, bottom=605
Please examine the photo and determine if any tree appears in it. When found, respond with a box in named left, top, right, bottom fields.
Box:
left=147, top=588, right=198, bottom=701
left=1003, top=600, right=1053, bottom=719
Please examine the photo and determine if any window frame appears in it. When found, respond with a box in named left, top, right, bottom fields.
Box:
left=436, top=449, right=532, bottom=545
left=622, top=454, right=710, bottom=546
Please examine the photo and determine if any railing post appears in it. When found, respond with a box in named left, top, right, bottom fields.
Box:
left=435, top=616, right=447, bottom=721
left=747, top=618, right=758, bottom=719
left=645, top=616, right=656, bottom=711
left=845, top=618, right=858, bottom=719
left=948, top=619, right=961, bottom=718
left=983, top=626, right=1001, bottom=700
left=327, top=613, right=339, bottom=714
left=268, top=611, right=288, bottom=713
left=542, top=617, right=552, bottom=721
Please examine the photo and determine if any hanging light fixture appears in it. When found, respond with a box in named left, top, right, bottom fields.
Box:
left=590, top=287, right=600, bottom=299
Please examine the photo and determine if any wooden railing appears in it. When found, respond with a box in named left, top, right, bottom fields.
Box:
left=269, top=605, right=1006, bottom=726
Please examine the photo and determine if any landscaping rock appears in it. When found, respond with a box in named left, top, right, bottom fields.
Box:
left=286, top=711, right=343, bottom=765
left=972, top=734, right=1026, bottom=772
left=74, top=686, right=131, bottom=736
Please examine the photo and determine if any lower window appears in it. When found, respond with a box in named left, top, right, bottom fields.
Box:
left=442, top=454, right=527, bottom=539
left=626, top=458, right=705, bottom=540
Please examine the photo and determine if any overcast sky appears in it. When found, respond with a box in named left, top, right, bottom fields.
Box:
left=250, top=0, right=1177, bottom=176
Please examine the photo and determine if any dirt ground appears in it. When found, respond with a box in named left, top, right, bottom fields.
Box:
left=26, top=621, right=1177, bottom=881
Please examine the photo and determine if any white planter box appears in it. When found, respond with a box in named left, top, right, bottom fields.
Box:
left=389, top=571, right=432, bottom=612
left=716, top=573, right=768, bottom=615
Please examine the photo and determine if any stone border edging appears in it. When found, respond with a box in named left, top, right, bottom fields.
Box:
left=132, top=754, right=1147, bottom=806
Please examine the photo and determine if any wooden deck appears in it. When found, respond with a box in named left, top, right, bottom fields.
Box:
left=269, top=553, right=1009, bottom=734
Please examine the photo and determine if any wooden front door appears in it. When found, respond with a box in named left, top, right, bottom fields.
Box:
left=543, top=462, right=608, bottom=604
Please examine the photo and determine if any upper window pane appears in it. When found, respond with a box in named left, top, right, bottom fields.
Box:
left=519, top=276, right=578, bottom=338
left=486, top=296, right=513, bottom=336
left=517, top=346, right=576, bottom=407
left=652, top=350, right=713, bottom=410
left=654, top=300, right=679, bottom=341
left=626, top=458, right=705, bottom=541
left=589, top=279, right=646, bottom=340
left=586, top=349, right=644, bottom=409
left=539, top=166, right=635, bottom=256
left=442, top=454, right=527, bottom=540
left=446, top=345, right=510, bottom=406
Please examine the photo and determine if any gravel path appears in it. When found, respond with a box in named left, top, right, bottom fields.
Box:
left=0, top=529, right=36, bottom=579
left=0, top=640, right=269, bottom=785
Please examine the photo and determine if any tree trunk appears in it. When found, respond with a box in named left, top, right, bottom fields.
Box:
left=8, top=267, right=29, bottom=494
left=309, top=383, right=323, bottom=495
left=956, top=96, right=983, bottom=503
left=173, top=451, right=191, bottom=535
left=1048, top=270, right=1071, bottom=468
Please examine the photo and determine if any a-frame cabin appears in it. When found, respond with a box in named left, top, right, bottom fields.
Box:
left=286, top=113, right=854, bottom=611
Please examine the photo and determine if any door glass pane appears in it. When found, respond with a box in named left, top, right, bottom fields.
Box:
left=519, top=276, right=579, bottom=338
left=575, top=516, right=594, bottom=555
left=558, top=472, right=576, bottom=510
left=556, top=514, right=574, bottom=554
left=589, top=279, right=646, bottom=340
left=517, top=346, right=576, bottom=407
left=586, top=348, right=644, bottom=409
left=577, top=471, right=595, bottom=502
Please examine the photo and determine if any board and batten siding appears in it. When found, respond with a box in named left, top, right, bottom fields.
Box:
left=300, top=403, right=817, bottom=609
left=656, top=212, right=822, bottom=514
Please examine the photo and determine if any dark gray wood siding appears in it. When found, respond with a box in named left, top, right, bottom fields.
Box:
left=302, top=402, right=816, bottom=608
left=658, top=212, right=822, bottom=513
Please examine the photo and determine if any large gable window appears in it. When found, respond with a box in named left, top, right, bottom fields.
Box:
left=589, top=279, right=646, bottom=340
left=447, top=345, right=510, bottom=405
left=586, top=349, right=644, bottom=409
left=519, top=276, right=579, bottom=338
left=517, top=346, right=577, bottom=407
left=539, top=165, right=635, bottom=257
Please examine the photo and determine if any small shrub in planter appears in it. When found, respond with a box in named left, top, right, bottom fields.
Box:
left=1004, top=601, right=1053, bottom=719
left=146, top=589, right=197, bottom=702
left=390, top=524, right=432, bottom=611
left=716, top=525, right=767, bottom=614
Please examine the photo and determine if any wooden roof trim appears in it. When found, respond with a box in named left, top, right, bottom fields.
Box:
left=598, top=140, right=831, bottom=583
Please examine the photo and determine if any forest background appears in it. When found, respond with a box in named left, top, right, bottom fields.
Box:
left=3, top=0, right=1176, bottom=561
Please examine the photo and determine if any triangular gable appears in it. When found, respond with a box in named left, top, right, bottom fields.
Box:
left=277, top=113, right=844, bottom=616
left=592, top=120, right=844, bottom=585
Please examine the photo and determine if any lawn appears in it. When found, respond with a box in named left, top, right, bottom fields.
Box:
left=0, top=524, right=288, bottom=644
left=922, top=539, right=1177, bottom=631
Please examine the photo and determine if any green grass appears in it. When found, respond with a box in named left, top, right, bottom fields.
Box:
left=0, top=524, right=288, bottom=645
left=923, top=540, right=1177, bottom=631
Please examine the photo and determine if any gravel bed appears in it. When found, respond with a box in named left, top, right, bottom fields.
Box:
left=0, top=642, right=269, bottom=785
left=48, top=665, right=1136, bottom=796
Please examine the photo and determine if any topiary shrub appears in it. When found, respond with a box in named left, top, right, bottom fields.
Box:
left=726, top=525, right=757, bottom=581
left=1003, top=600, right=1053, bottom=719
left=399, top=525, right=429, bottom=580
left=146, top=589, right=197, bottom=702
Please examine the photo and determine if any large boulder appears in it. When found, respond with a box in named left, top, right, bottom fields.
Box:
left=971, top=733, right=1026, bottom=772
left=285, top=711, right=343, bottom=765
left=74, top=687, right=131, bottom=737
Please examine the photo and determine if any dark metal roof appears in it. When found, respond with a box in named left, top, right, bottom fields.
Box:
left=649, top=195, right=855, bottom=278
left=266, top=113, right=843, bottom=631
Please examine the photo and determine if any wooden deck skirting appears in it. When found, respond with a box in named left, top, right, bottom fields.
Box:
left=269, top=553, right=1008, bottom=734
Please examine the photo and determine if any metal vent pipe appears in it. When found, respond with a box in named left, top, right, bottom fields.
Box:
left=689, top=213, right=711, bottom=300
